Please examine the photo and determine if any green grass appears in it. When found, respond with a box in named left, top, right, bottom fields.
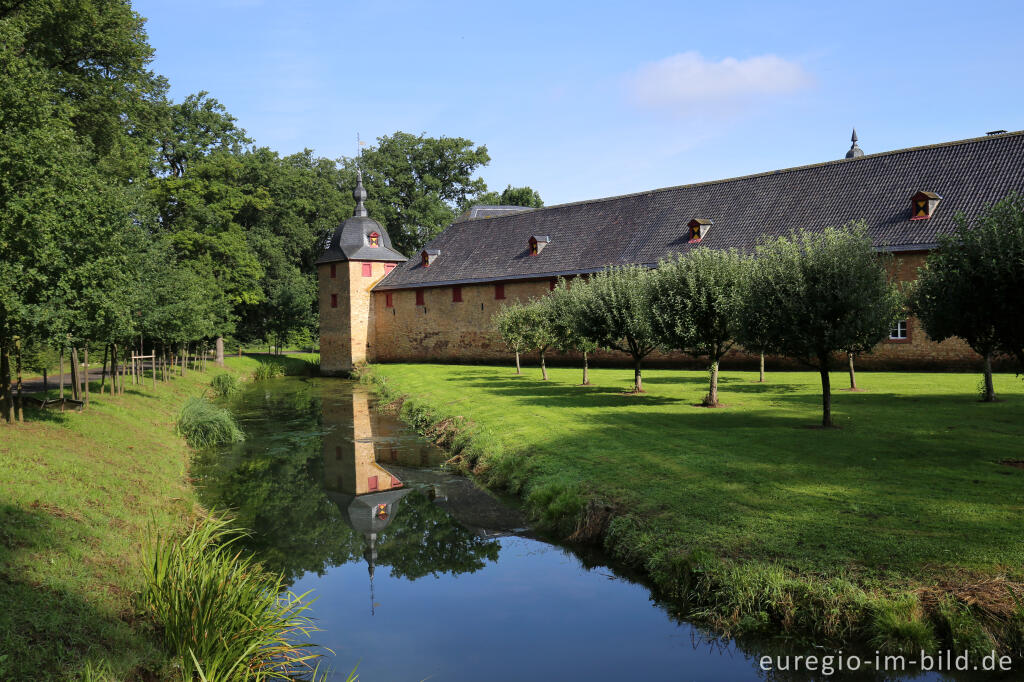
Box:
left=209, top=373, right=241, bottom=398
left=0, top=355, right=314, bottom=681
left=364, top=362, right=1024, bottom=655
left=142, top=516, right=327, bottom=682
left=175, top=398, right=245, bottom=449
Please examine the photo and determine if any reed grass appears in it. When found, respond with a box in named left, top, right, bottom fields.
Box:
left=176, top=397, right=245, bottom=449
left=210, top=373, right=241, bottom=398
left=142, top=516, right=331, bottom=682
left=252, top=362, right=285, bottom=382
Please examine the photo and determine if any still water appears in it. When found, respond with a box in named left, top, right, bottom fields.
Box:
left=195, top=377, right=964, bottom=681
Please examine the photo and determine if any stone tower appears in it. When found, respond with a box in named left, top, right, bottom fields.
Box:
left=317, top=171, right=407, bottom=375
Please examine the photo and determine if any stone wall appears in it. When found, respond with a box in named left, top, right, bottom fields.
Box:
left=321, top=260, right=398, bottom=375
left=368, top=252, right=987, bottom=371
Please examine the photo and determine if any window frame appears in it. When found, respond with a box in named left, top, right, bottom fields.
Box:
left=361, top=263, right=373, bottom=277
left=888, top=319, right=910, bottom=342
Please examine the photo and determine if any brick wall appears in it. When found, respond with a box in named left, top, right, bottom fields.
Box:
left=367, top=253, right=987, bottom=371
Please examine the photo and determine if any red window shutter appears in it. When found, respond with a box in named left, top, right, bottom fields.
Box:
left=362, top=263, right=373, bottom=277
left=415, top=289, right=425, bottom=306
left=331, top=293, right=338, bottom=308
left=385, top=292, right=393, bottom=308
left=330, top=263, right=336, bottom=278
left=367, top=476, right=378, bottom=491
left=495, top=283, right=505, bottom=300
left=452, top=285, right=462, bottom=302
left=384, top=263, right=395, bottom=273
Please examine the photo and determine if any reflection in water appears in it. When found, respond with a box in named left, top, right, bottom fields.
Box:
left=194, top=378, right=960, bottom=682
left=192, top=380, right=512, bottom=589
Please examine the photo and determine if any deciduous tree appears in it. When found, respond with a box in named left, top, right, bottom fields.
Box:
left=493, top=302, right=531, bottom=375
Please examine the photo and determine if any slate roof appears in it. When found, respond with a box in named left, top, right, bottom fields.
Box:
left=374, top=131, right=1024, bottom=291
left=454, top=205, right=538, bottom=221
left=316, top=172, right=407, bottom=264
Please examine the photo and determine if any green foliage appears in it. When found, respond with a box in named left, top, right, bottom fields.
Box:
left=141, top=516, right=327, bottom=681
left=743, top=223, right=902, bottom=424
left=546, top=281, right=600, bottom=354
left=936, top=597, right=994, bottom=657
left=342, top=132, right=491, bottom=255
left=472, top=184, right=544, bottom=208
left=253, top=361, right=285, bottom=381
left=869, top=595, right=937, bottom=654
left=913, top=194, right=1024, bottom=371
left=210, top=373, right=241, bottom=398
left=176, top=397, right=244, bottom=449
left=570, top=266, right=661, bottom=391
left=651, top=249, right=748, bottom=404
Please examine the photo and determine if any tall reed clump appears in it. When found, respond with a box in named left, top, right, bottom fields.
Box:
left=210, top=373, right=241, bottom=398
left=176, top=397, right=245, bottom=449
left=252, top=362, right=284, bottom=382
left=142, top=517, right=330, bottom=682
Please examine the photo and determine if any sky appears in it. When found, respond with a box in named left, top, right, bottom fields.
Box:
left=135, top=0, right=1024, bottom=206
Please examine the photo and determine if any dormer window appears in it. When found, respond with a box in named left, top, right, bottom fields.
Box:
left=421, top=248, right=440, bottom=267
left=529, top=235, right=551, bottom=255
left=688, top=218, right=713, bottom=243
left=368, top=232, right=380, bottom=247
left=911, top=191, right=942, bottom=220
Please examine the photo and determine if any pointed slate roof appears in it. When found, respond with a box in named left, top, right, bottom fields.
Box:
left=374, top=131, right=1024, bottom=291
left=317, top=170, right=407, bottom=264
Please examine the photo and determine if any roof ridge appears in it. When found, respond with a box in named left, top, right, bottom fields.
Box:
left=458, top=130, right=1024, bottom=221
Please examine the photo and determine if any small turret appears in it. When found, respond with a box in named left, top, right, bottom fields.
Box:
left=845, top=128, right=864, bottom=159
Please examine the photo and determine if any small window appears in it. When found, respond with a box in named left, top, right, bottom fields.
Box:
left=890, top=320, right=908, bottom=340
left=368, top=232, right=380, bottom=247
left=384, top=263, right=396, bottom=274
left=330, top=263, right=336, bottom=278
left=362, top=263, right=373, bottom=277
left=495, top=283, right=505, bottom=300
left=385, top=292, right=393, bottom=308
left=911, top=191, right=942, bottom=220
left=331, top=293, right=338, bottom=308
left=452, top=286, right=463, bottom=302
left=415, top=288, right=425, bottom=306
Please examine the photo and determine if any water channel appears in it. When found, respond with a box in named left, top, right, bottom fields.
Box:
left=194, top=377, right=973, bottom=681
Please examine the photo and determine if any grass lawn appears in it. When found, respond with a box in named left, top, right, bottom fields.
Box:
left=367, top=362, right=1024, bottom=651
left=0, top=354, right=313, bottom=681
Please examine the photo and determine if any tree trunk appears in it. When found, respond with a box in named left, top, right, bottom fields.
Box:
left=216, top=336, right=224, bottom=367
left=759, top=353, right=765, bottom=383
left=59, top=346, right=65, bottom=399
left=514, top=350, right=521, bottom=375
left=540, top=349, right=548, bottom=381
left=1, top=341, right=11, bottom=423
left=582, top=350, right=590, bottom=385
left=633, top=359, right=644, bottom=393
left=100, top=344, right=109, bottom=390
left=706, top=360, right=719, bottom=407
left=819, top=363, right=832, bottom=427
left=70, top=347, right=80, bottom=400
left=982, top=353, right=996, bottom=402
left=112, top=343, right=119, bottom=397
left=43, top=368, right=48, bottom=395
left=847, top=352, right=858, bottom=390
left=83, top=346, right=89, bottom=408
left=15, top=339, right=23, bottom=422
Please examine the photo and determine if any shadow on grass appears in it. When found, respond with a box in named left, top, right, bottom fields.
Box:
left=0, top=504, right=160, bottom=680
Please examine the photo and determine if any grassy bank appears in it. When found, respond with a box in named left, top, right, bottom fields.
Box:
left=362, top=363, right=1024, bottom=658
left=0, top=353, right=315, bottom=680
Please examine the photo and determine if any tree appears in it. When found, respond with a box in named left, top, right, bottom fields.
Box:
left=744, top=224, right=902, bottom=426
left=473, top=184, right=544, bottom=208
left=652, top=249, right=747, bottom=406
left=520, top=298, right=557, bottom=380
left=152, top=91, right=250, bottom=178
left=547, top=280, right=599, bottom=385
left=341, top=132, right=491, bottom=255
left=910, top=195, right=1024, bottom=401
left=573, top=266, right=660, bottom=393
left=493, top=302, right=531, bottom=375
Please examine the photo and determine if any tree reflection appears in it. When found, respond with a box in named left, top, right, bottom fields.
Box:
left=192, top=378, right=502, bottom=583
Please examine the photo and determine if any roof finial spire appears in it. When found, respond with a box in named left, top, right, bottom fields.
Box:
left=353, top=168, right=368, bottom=217
left=846, top=127, right=864, bottom=159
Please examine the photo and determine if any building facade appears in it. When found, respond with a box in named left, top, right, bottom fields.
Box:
left=319, top=132, right=1024, bottom=373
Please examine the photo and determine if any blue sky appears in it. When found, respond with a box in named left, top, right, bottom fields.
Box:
left=136, top=0, right=1024, bottom=206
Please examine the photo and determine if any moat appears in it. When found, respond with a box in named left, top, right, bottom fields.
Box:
left=193, top=376, right=969, bottom=681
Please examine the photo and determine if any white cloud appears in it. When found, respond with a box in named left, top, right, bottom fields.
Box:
left=628, top=52, right=812, bottom=111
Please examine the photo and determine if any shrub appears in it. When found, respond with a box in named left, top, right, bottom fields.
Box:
left=209, top=373, right=240, bottom=398
left=253, top=362, right=284, bottom=381
left=142, top=516, right=329, bottom=682
left=176, top=397, right=244, bottom=449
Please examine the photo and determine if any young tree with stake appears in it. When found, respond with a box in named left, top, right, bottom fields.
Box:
left=493, top=302, right=531, bottom=375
